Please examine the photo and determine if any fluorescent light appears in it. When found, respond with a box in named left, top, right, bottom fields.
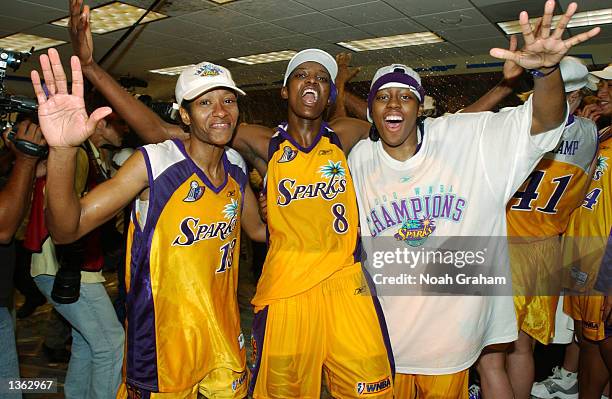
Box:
left=337, top=32, right=444, bottom=52
left=0, top=33, right=66, bottom=52
left=497, top=8, right=612, bottom=34
left=228, top=50, right=297, bottom=65
left=52, top=2, right=167, bottom=34
left=209, top=0, right=237, bottom=3
left=149, top=64, right=195, bottom=76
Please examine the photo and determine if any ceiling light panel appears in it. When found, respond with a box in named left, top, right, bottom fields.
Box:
left=208, top=0, right=237, bottom=3
left=337, top=32, right=444, bottom=52
left=228, top=50, right=297, bottom=65
left=52, top=2, right=167, bottom=34
left=0, top=33, right=66, bottom=52
left=149, top=64, right=195, bottom=76
left=497, top=8, right=612, bottom=34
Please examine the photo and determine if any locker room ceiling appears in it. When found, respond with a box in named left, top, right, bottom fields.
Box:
left=1, top=0, right=610, bottom=97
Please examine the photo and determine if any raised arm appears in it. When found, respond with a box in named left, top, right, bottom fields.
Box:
left=33, top=49, right=148, bottom=243
left=232, top=123, right=274, bottom=176
left=462, top=36, right=524, bottom=113
left=69, top=0, right=186, bottom=144
left=489, top=0, right=599, bottom=134
left=0, top=122, right=45, bottom=243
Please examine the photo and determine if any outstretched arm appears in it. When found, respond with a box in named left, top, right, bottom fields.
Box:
left=489, top=1, right=599, bottom=134
left=69, top=0, right=186, bottom=144
left=0, top=122, right=46, bottom=243
left=462, top=36, right=524, bottom=113
left=232, top=123, right=274, bottom=176
left=33, top=49, right=148, bottom=243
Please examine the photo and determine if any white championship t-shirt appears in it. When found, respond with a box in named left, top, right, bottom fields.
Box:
left=348, top=96, right=566, bottom=375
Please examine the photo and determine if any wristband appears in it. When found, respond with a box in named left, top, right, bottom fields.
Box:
left=527, top=64, right=559, bottom=78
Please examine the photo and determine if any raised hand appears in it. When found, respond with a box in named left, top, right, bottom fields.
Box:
left=69, top=0, right=94, bottom=69
left=31, top=48, right=111, bottom=148
left=335, top=52, right=361, bottom=88
left=490, top=1, right=600, bottom=70
left=501, top=35, right=524, bottom=83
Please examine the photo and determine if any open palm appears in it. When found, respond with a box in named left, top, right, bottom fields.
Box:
left=31, top=49, right=111, bottom=148
left=490, top=1, right=600, bottom=70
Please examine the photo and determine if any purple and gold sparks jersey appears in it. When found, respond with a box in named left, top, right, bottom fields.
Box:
left=252, top=123, right=360, bottom=306
left=125, top=139, right=248, bottom=392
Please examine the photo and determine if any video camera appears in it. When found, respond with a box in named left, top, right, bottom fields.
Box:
left=0, top=47, right=38, bottom=116
left=0, top=47, right=48, bottom=158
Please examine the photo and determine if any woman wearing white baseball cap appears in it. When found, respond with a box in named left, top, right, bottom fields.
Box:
left=34, top=40, right=267, bottom=399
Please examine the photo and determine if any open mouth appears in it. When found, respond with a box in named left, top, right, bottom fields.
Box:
left=302, top=87, right=319, bottom=105
left=384, top=114, right=404, bottom=131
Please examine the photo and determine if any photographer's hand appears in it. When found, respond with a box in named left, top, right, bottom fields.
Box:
left=7, top=120, right=47, bottom=161
left=31, top=49, right=111, bottom=148
left=69, top=0, right=94, bottom=70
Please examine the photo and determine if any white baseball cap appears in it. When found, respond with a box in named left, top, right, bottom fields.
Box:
left=175, top=62, right=245, bottom=106
left=283, top=49, right=337, bottom=87
left=591, top=65, right=612, bottom=81
left=560, top=56, right=591, bottom=92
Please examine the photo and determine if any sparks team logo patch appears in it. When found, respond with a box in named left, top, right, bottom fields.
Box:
left=394, top=217, right=436, bottom=247
left=231, top=372, right=247, bottom=391
left=356, top=377, right=391, bottom=395
left=278, top=146, right=297, bottom=163
left=593, top=155, right=609, bottom=181
left=195, top=63, right=222, bottom=77
left=184, top=180, right=205, bottom=202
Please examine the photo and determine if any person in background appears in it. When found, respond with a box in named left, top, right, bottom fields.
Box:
left=0, top=119, right=47, bottom=399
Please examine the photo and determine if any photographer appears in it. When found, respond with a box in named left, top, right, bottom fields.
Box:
left=0, top=119, right=46, bottom=399
left=29, top=101, right=125, bottom=398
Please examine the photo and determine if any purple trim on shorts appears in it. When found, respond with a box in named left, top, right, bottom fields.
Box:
left=173, top=138, right=229, bottom=194
left=249, top=306, right=269, bottom=395
left=361, top=267, right=396, bottom=376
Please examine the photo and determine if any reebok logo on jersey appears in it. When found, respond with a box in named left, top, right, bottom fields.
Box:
left=278, top=146, right=297, bottom=163
left=318, top=149, right=332, bottom=155
left=399, top=176, right=412, bottom=183
left=356, top=377, right=391, bottom=395
left=183, top=180, right=205, bottom=202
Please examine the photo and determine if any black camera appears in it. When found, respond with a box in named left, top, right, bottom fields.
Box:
left=0, top=47, right=38, bottom=117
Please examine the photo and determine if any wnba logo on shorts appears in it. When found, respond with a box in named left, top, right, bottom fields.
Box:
left=231, top=371, right=247, bottom=391
left=356, top=377, right=391, bottom=395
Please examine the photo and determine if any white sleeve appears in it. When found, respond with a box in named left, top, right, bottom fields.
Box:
left=225, top=147, right=248, bottom=175
left=479, top=95, right=566, bottom=203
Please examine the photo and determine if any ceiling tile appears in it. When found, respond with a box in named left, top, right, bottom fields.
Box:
left=22, top=23, right=72, bottom=42
left=478, top=0, right=562, bottom=23
left=453, top=37, right=510, bottom=55
left=558, top=0, right=609, bottom=13
left=294, top=0, right=372, bottom=11
left=5, top=0, right=67, bottom=22
left=121, top=0, right=216, bottom=16
left=145, top=17, right=213, bottom=37
left=324, top=1, right=405, bottom=26
left=382, top=0, right=475, bottom=17
left=413, top=8, right=491, bottom=31
left=409, top=42, right=468, bottom=59
left=356, top=18, right=427, bottom=36
left=273, top=13, right=348, bottom=33
left=308, top=27, right=371, bottom=42
left=225, top=23, right=295, bottom=41
left=103, top=26, right=177, bottom=44
left=438, top=24, right=504, bottom=42
left=179, top=8, right=260, bottom=30
left=0, top=16, right=39, bottom=35
left=260, top=34, right=326, bottom=52
left=222, top=0, right=313, bottom=21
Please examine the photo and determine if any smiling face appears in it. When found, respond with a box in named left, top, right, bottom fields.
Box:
left=597, top=79, right=611, bottom=117
left=281, top=61, right=331, bottom=120
left=179, top=88, right=239, bottom=147
left=371, top=87, right=419, bottom=148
